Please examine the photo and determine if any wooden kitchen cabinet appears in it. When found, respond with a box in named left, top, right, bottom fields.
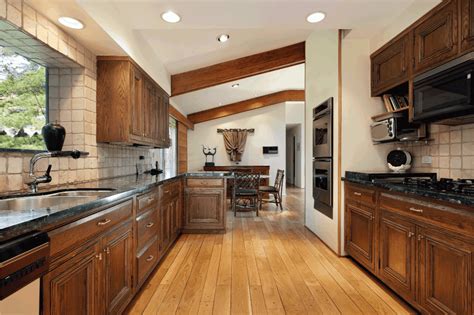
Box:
left=418, top=228, right=473, bottom=315
left=97, top=56, right=170, bottom=147
left=42, top=241, right=101, bottom=315
left=413, top=0, right=459, bottom=74
left=371, top=33, right=411, bottom=96
left=102, top=221, right=134, bottom=315
left=378, top=210, right=416, bottom=301
left=461, top=0, right=474, bottom=53
left=344, top=201, right=375, bottom=272
left=344, top=181, right=474, bottom=314
left=183, top=178, right=226, bottom=233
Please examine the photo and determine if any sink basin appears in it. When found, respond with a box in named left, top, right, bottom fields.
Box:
left=0, top=189, right=116, bottom=211
left=0, top=196, right=93, bottom=211
left=46, top=189, right=115, bottom=197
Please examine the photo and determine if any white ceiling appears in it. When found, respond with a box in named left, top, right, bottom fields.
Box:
left=172, top=64, right=305, bottom=115
left=25, top=0, right=125, bottom=56
left=78, top=0, right=440, bottom=74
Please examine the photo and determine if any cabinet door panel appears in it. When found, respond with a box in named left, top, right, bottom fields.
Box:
left=461, top=0, right=474, bottom=53
left=379, top=211, right=416, bottom=300
left=103, top=221, right=133, bottom=315
left=371, top=33, right=410, bottom=95
left=131, top=67, right=144, bottom=139
left=419, top=228, right=473, bottom=315
left=345, top=202, right=375, bottom=271
left=161, top=202, right=171, bottom=252
left=413, top=0, right=459, bottom=74
left=185, top=188, right=224, bottom=227
left=42, top=242, right=101, bottom=315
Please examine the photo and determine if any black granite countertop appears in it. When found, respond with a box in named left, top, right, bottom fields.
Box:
left=343, top=171, right=474, bottom=207
left=0, top=172, right=232, bottom=243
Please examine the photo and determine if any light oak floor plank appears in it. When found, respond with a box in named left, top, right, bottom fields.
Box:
left=127, top=187, right=416, bottom=315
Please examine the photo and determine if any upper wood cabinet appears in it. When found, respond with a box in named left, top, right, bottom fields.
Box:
left=371, top=33, right=411, bottom=96
left=97, top=56, right=170, bottom=147
left=413, top=0, right=459, bottom=74
left=461, top=0, right=474, bottom=52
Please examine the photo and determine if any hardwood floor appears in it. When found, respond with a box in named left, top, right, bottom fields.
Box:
left=126, top=187, right=416, bottom=315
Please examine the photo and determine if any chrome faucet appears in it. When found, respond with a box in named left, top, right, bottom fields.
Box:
left=27, top=150, right=89, bottom=193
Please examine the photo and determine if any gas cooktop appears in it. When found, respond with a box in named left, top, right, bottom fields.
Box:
left=399, top=178, right=474, bottom=196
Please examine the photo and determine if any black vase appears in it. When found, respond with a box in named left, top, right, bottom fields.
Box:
left=42, top=123, right=66, bottom=151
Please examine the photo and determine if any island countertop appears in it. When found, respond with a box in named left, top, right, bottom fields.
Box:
left=0, top=172, right=232, bottom=243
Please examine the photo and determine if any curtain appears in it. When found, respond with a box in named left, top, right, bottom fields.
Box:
left=222, top=129, right=249, bottom=162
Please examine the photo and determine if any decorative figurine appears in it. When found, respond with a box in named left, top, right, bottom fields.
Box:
left=202, top=145, right=217, bottom=167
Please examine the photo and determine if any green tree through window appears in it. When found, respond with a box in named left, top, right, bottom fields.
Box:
left=0, top=47, right=47, bottom=150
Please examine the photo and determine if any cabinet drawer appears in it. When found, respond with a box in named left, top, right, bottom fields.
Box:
left=137, top=237, right=158, bottom=286
left=49, top=199, right=133, bottom=257
left=136, top=209, right=158, bottom=252
left=186, top=178, right=224, bottom=187
left=137, top=189, right=158, bottom=214
left=160, top=180, right=181, bottom=201
left=345, top=184, right=376, bottom=206
left=380, top=193, right=474, bottom=236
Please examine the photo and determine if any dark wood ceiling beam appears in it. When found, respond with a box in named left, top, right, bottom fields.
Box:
left=171, top=42, right=305, bottom=96
left=188, top=90, right=305, bottom=124
left=170, top=105, right=194, bottom=130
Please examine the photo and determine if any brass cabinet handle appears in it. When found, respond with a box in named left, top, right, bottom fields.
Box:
left=148, top=197, right=155, bottom=203
left=369, top=215, right=374, bottom=221
left=353, top=192, right=362, bottom=196
left=105, top=247, right=110, bottom=254
left=408, top=232, right=414, bottom=238
left=417, top=235, right=424, bottom=241
left=95, top=253, right=102, bottom=261
left=409, top=207, right=423, bottom=213
left=146, top=222, right=154, bottom=228
left=164, top=190, right=170, bottom=194
left=146, top=255, right=154, bottom=262
left=97, top=219, right=111, bottom=226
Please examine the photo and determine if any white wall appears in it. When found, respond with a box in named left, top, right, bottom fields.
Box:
left=305, top=30, right=340, bottom=252
left=187, top=103, right=287, bottom=193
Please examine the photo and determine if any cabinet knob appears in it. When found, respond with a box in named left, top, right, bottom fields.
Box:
left=146, top=222, right=154, bottom=228
left=95, top=253, right=102, bottom=261
left=408, top=232, right=414, bottom=238
left=417, top=235, right=424, bottom=241
left=97, top=219, right=111, bottom=226
left=105, top=247, right=110, bottom=254
left=146, top=255, right=154, bottom=262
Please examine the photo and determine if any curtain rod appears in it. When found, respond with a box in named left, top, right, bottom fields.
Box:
left=217, top=128, right=255, bottom=133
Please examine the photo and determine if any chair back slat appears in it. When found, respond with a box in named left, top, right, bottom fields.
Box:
left=274, top=169, right=285, bottom=191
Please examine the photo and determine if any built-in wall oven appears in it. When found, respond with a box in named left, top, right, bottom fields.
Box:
left=313, top=97, right=333, bottom=218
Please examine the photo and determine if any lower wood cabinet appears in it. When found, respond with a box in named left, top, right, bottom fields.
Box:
left=344, top=202, right=375, bottom=272
left=42, top=240, right=101, bottom=315
left=418, top=228, right=473, bottom=315
left=183, top=187, right=226, bottom=232
left=345, top=182, right=474, bottom=314
left=378, top=210, right=416, bottom=301
left=42, top=219, right=133, bottom=315
left=103, top=221, right=134, bottom=315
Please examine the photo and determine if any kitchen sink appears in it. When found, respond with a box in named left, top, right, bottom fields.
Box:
left=0, top=189, right=116, bottom=211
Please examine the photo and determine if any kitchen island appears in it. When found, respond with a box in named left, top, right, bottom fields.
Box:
left=0, top=172, right=230, bottom=314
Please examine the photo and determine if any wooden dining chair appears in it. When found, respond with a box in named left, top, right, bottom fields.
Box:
left=232, top=172, right=260, bottom=216
left=258, top=169, right=284, bottom=210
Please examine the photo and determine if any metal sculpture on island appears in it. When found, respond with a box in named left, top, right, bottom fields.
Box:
left=202, top=145, right=217, bottom=167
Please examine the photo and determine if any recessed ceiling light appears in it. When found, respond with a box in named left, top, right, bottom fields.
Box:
left=306, top=12, right=326, bottom=23
left=161, top=11, right=181, bottom=23
left=217, top=34, right=230, bottom=43
left=58, top=17, right=84, bottom=30
left=231, top=83, right=239, bottom=88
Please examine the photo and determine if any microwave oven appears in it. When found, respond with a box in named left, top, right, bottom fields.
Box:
left=413, top=53, right=474, bottom=125
left=371, top=115, right=426, bottom=143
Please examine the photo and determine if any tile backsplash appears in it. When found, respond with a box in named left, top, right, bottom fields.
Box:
left=0, top=0, right=163, bottom=193
left=395, top=123, right=474, bottom=179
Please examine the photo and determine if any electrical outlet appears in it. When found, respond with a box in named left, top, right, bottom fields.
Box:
left=421, top=155, right=432, bottom=164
